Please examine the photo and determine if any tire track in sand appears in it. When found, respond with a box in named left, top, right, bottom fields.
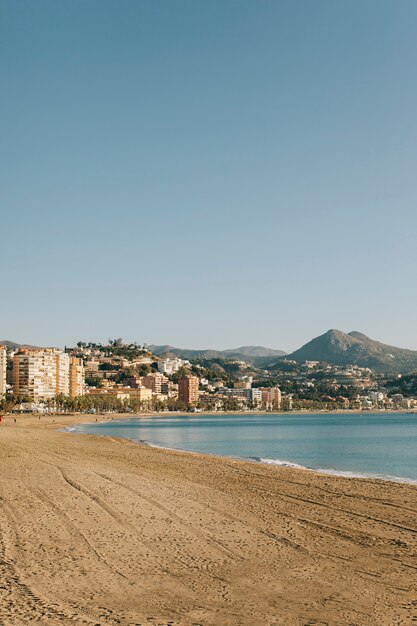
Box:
left=0, top=502, right=118, bottom=625
left=94, top=472, right=242, bottom=562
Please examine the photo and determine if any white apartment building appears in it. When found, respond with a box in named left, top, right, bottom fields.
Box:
left=0, top=345, right=6, bottom=398
left=56, top=351, right=70, bottom=395
left=369, top=391, right=385, bottom=403
left=157, top=357, right=191, bottom=375
left=251, top=388, right=262, bottom=404
left=13, top=348, right=70, bottom=401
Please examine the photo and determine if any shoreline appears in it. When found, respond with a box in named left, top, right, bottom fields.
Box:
left=62, top=410, right=417, bottom=487
left=5, top=408, right=417, bottom=486
left=1, top=412, right=417, bottom=624
left=4, top=406, right=417, bottom=424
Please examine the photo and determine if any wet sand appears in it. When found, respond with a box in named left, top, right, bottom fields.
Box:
left=0, top=413, right=416, bottom=625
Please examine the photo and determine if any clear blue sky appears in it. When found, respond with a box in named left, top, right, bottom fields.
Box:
left=1, top=0, right=417, bottom=351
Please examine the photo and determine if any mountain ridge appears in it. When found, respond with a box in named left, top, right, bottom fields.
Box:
left=4, top=333, right=417, bottom=373
left=0, top=340, right=40, bottom=350
left=282, top=329, right=417, bottom=373
left=148, top=344, right=287, bottom=365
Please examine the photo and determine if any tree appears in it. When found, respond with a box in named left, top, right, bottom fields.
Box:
left=137, top=363, right=151, bottom=376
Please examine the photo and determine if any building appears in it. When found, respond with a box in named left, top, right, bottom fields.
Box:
left=369, top=391, right=385, bottom=403
left=235, top=380, right=252, bottom=390
left=56, top=351, right=70, bottom=395
left=69, top=357, right=85, bottom=397
left=122, top=375, right=143, bottom=389
left=0, top=345, right=6, bottom=398
left=250, top=388, right=262, bottom=404
left=142, top=373, right=168, bottom=395
left=87, top=386, right=152, bottom=402
left=178, top=375, right=199, bottom=405
left=13, top=348, right=70, bottom=401
left=158, top=357, right=191, bottom=375
left=133, top=386, right=153, bottom=402
left=217, top=387, right=261, bottom=405
left=220, top=387, right=251, bottom=399
left=259, top=387, right=282, bottom=410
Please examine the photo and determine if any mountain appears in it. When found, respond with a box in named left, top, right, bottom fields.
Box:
left=148, top=345, right=287, bottom=365
left=147, top=345, right=177, bottom=356
left=0, top=340, right=39, bottom=349
left=222, top=346, right=287, bottom=358
left=149, top=346, right=224, bottom=360
left=283, top=329, right=417, bottom=373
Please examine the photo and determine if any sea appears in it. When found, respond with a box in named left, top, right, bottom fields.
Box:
left=69, top=412, right=417, bottom=484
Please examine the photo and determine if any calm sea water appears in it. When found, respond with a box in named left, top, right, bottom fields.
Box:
left=70, top=413, right=417, bottom=483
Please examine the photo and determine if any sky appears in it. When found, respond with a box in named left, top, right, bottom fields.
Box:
left=1, top=0, right=417, bottom=352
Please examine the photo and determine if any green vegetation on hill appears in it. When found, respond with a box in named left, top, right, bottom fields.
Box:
left=75, top=340, right=151, bottom=361
left=283, top=329, right=417, bottom=373
left=385, top=373, right=417, bottom=397
left=148, top=345, right=287, bottom=365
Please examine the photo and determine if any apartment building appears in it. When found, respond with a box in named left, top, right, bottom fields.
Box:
left=259, top=387, right=282, bottom=409
left=69, top=357, right=85, bottom=397
left=56, top=351, right=70, bottom=395
left=157, top=357, right=191, bottom=375
left=0, top=345, right=6, bottom=398
left=218, top=387, right=262, bottom=403
left=234, top=380, right=252, bottom=390
left=142, top=373, right=168, bottom=395
left=87, top=386, right=152, bottom=402
left=134, top=386, right=153, bottom=402
left=178, top=375, right=199, bottom=405
left=13, top=348, right=70, bottom=401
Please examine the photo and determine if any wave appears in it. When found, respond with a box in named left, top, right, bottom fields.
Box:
left=129, top=438, right=182, bottom=453
left=314, top=467, right=417, bottom=485
left=64, top=425, right=417, bottom=486
left=259, top=458, right=417, bottom=485
left=260, top=458, right=307, bottom=470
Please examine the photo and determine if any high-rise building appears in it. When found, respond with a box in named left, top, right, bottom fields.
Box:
left=178, top=375, right=199, bottom=405
left=0, top=345, right=6, bottom=398
left=13, top=348, right=70, bottom=401
left=69, top=357, right=85, bottom=397
left=259, top=387, right=282, bottom=410
left=56, top=351, right=70, bottom=396
left=142, top=373, right=168, bottom=395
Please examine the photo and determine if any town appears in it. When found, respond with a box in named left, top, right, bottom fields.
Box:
left=1, top=339, right=416, bottom=414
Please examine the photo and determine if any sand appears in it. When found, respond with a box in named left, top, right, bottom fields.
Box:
left=0, top=413, right=416, bottom=625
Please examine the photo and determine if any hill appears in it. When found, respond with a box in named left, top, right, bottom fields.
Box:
left=0, top=340, right=39, bottom=349
left=283, top=329, right=417, bottom=373
left=149, top=346, right=224, bottom=360
left=148, top=345, right=287, bottom=365
left=222, top=346, right=287, bottom=358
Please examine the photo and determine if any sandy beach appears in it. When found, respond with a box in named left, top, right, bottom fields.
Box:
left=1, top=413, right=417, bottom=625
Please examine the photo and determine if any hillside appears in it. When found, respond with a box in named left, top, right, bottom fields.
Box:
left=148, top=345, right=286, bottom=365
left=149, top=346, right=224, bottom=360
left=222, top=346, right=287, bottom=358
left=283, top=329, right=417, bottom=373
left=0, top=340, right=39, bottom=350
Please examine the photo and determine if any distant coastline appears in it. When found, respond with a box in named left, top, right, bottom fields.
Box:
left=4, top=406, right=417, bottom=424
